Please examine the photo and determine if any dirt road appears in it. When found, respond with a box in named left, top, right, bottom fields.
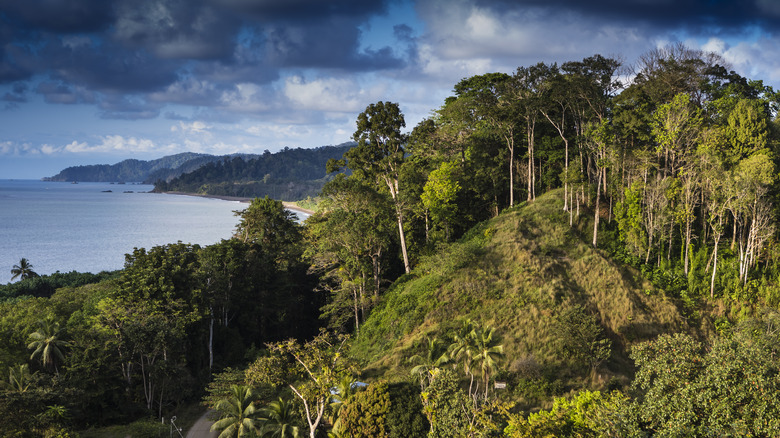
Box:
left=185, top=410, right=218, bottom=438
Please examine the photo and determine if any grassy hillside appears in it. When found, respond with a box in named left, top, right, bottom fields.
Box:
left=353, top=189, right=711, bottom=398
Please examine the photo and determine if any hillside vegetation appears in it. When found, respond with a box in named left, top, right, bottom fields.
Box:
left=154, top=144, right=353, bottom=201
left=44, top=152, right=230, bottom=183
left=354, top=189, right=698, bottom=388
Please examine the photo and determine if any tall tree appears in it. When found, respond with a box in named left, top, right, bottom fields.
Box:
left=346, top=101, right=412, bottom=273
left=306, top=175, right=393, bottom=332
left=233, top=196, right=301, bottom=267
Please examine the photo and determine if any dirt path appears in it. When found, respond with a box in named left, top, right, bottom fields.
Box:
left=185, top=410, right=218, bottom=438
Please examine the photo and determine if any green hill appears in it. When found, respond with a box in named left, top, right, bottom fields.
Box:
left=353, top=189, right=711, bottom=396
left=43, top=152, right=241, bottom=183
left=154, top=144, right=353, bottom=201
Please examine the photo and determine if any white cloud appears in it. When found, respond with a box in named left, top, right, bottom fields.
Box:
left=172, top=120, right=211, bottom=134
left=283, top=76, right=363, bottom=113
left=218, top=83, right=275, bottom=113
left=0, top=141, right=46, bottom=156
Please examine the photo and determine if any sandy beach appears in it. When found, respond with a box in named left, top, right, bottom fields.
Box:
left=159, top=191, right=315, bottom=216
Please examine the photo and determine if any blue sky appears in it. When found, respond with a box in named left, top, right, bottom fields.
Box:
left=2, top=0, right=780, bottom=179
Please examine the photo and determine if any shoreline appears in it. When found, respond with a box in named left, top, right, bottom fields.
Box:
left=158, top=191, right=315, bottom=215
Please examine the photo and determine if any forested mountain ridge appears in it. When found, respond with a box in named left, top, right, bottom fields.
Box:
left=44, top=152, right=247, bottom=183
left=153, top=143, right=354, bottom=201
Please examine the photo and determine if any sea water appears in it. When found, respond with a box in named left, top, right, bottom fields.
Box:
left=0, top=180, right=303, bottom=279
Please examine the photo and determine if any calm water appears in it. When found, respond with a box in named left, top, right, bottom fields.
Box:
left=0, top=180, right=255, bottom=278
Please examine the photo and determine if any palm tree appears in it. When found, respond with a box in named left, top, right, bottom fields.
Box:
left=469, top=323, right=505, bottom=400
left=445, top=320, right=505, bottom=399
left=447, top=320, right=478, bottom=396
left=211, top=385, right=261, bottom=438
left=259, top=397, right=300, bottom=438
left=1, top=364, right=34, bottom=392
left=11, top=258, right=38, bottom=281
left=327, top=376, right=362, bottom=433
left=408, top=336, right=448, bottom=389
left=27, top=318, right=69, bottom=374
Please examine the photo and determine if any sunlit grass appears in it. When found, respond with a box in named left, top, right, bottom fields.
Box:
left=353, top=188, right=693, bottom=397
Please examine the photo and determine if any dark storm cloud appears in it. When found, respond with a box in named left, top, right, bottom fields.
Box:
left=36, top=81, right=95, bottom=104
left=2, top=82, right=27, bottom=108
left=0, top=0, right=409, bottom=117
left=213, top=0, right=389, bottom=22
left=264, top=17, right=405, bottom=70
left=478, top=0, right=780, bottom=33
left=0, top=0, right=113, bottom=34
left=112, top=0, right=240, bottom=60
left=98, top=94, right=163, bottom=120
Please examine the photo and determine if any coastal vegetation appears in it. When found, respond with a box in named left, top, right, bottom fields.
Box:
left=153, top=144, right=354, bottom=201
left=3, top=43, right=780, bottom=436
left=44, top=152, right=220, bottom=183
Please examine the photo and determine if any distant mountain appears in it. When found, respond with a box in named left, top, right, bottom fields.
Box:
left=44, top=152, right=260, bottom=183
left=154, top=143, right=354, bottom=201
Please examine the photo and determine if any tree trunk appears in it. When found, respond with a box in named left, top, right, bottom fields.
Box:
left=208, top=307, right=214, bottom=372
left=593, top=171, right=601, bottom=248
left=684, top=221, right=692, bottom=275
left=508, top=135, right=515, bottom=207
left=710, top=235, right=720, bottom=298
left=397, top=209, right=411, bottom=273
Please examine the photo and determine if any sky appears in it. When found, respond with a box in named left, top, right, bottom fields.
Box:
left=2, top=0, right=780, bottom=179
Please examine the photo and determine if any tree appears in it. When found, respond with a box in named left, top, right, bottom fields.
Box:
left=27, top=317, right=69, bottom=375
left=630, top=333, right=704, bottom=435
left=11, top=258, right=38, bottom=281
left=0, top=364, right=34, bottom=392
left=328, top=375, right=362, bottom=431
left=100, top=243, right=203, bottom=412
left=555, top=306, right=611, bottom=377
left=266, top=333, right=353, bottom=438
left=504, top=390, right=641, bottom=438
left=420, top=368, right=470, bottom=438
left=421, top=160, right=461, bottom=240
left=305, top=175, right=393, bottom=333
left=233, top=196, right=302, bottom=267
left=211, top=384, right=262, bottom=438
left=260, top=397, right=301, bottom=438
left=336, top=381, right=390, bottom=437
left=198, top=239, right=259, bottom=371
left=444, top=319, right=505, bottom=400
left=347, top=101, right=411, bottom=273
left=469, top=323, right=505, bottom=400
left=407, top=336, right=448, bottom=389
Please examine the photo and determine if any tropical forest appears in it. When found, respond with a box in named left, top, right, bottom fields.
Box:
left=4, top=43, right=780, bottom=437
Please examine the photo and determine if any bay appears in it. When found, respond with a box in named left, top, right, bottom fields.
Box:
left=0, top=180, right=292, bottom=279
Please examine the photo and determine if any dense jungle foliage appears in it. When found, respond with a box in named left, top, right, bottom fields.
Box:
left=4, top=43, right=780, bottom=437
left=153, top=144, right=354, bottom=201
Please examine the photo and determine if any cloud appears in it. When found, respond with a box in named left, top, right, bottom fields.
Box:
left=284, top=76, right=364, bottom=113
left=112, top=0, right=239, bottom=60
left=3, top=0, right=780, bottom=167
left=61, top=135, right=162, bottom=154
left=36, top=81, right=96, bottom=104
left=172, top=121, right=211, bottom=135
left=0, top=0, right=113, bottom=34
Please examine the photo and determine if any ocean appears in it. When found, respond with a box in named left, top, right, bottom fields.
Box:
left=0, top=180, right=303, bottom=279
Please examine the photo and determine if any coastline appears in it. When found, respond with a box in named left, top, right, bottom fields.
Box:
left=158, top=191, right=315, bottom=216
